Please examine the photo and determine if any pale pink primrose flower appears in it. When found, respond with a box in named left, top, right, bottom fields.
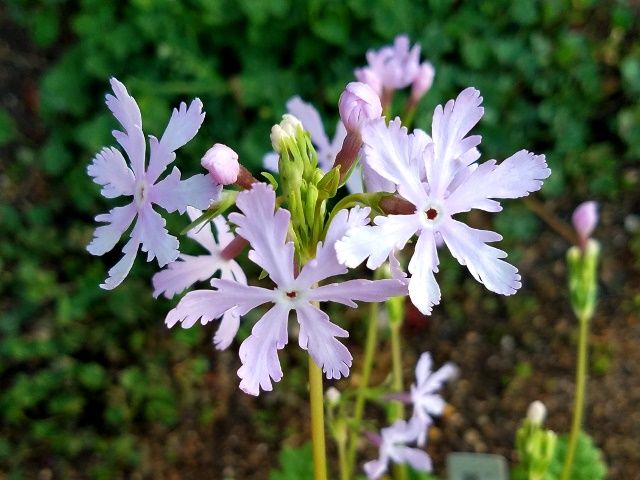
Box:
left=410, top=62, right=435, bottom=103
left=363, top=418, right=433, bottom=479
left=152, top=208, right=246, bottom=350
left=572, top=201, right=598, bottom=249
left=355, top=66, right=383, bottom=97
left=87, top=78, right=220, bottom=290
left=410, top=352, right=457, bottom=446
left=339, top=82, right=383, bottom=134
left=336, top=87, right=551, bottom=315
left=165, top=184, right=406, bottom=395
left=201, top=144, right=239, bottom=185
left=363, top=34, right=421, bottom=91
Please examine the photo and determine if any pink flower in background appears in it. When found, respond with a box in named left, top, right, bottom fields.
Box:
left=87, top=78, right=220, bottom=289
left=355, top=67, right=383, bottom=97
left=152, top=208, right=245, bottom=350
left=336, top=88, right=551, bottom=315
left=361, top=34, right=421, bottom=91
left=409, top=352, right=457, bottom=446
left=410, top=62, right=435, bottom=103
left=572, top=201, right=598, bottom=249
left=363, top=418, right=432, bottom=479
left=165, top=184, right=406, bottom=395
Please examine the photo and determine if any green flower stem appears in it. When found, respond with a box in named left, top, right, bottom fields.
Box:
left=338, top=434, right=349, bottom=480
left=389, top=322, right=407, bottom=480
left=346, top=301, right=380, bottom=478
left=560, top=313, right=590, bottom=480
left=309, top=355, right=328, bottom=480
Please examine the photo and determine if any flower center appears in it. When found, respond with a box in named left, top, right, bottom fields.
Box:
left=426, top=208, right=438, bottom=220
left=286, top=291, right=297, bottom=299
left=134, top=180, right=149, bottom=206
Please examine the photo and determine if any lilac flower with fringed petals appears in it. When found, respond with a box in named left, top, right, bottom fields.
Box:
left=410, top=352, right=457, bottom=446
left=359, top=34, right=421, bottom=91
left=337, top=87, right=551, bottom=315
left=165, top=184, right=406, bottom=395
left=364, top=418, right=433, bottom=479
left=262, top=97, right=364, bottom=193
left=87, top=78, right=220, bottom=290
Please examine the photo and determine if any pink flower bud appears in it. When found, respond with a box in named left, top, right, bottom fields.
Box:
left=338, top=82, right=383, bottom=133
left=572, top=201, right=598, bottom=247
left=201, top=143, right=239, bottom=185
left=354, top=67, right=383, bottom=97
left=411, top=62, right=435, bottom=102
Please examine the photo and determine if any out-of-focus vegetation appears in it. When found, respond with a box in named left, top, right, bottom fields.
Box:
left=1, top=0, right=638, bottom=477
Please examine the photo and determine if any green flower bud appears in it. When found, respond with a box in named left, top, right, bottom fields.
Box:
left=567, top=239, right=600, bottom=321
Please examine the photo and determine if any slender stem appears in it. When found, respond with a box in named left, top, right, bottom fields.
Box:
left=560, top=314, right=590, bottom=480
left=389, top=322, right=407, bottom=480
left=338, top=435, right=349, bottom=480
left=346, top=301, right=380, bottom=478
left=309, top=356, right=328, bottom=480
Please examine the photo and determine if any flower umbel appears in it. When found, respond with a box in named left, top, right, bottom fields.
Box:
left=336, top=87, right=551, bottom=314
left=165, top=184, right=405, bottom=395
left=87, top=78, right=220, bottom=289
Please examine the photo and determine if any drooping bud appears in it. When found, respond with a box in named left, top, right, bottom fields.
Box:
left=354, top=67, right=383, bottom=97
left=201, top=144, right=239, bottom=185
left=527, top=400, right=547, bottom=426
left=572, top=201, right=598, bottom=250
left=410, top=62, right=435, bottom=103
left=338, top=82, right=382, bottom=134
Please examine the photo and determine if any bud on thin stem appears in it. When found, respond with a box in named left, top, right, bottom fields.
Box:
left=334, top=131, right=363, bottom=185
left=236, top=166, right=258, bottom=190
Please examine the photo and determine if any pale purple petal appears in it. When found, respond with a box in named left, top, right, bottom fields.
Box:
left=336, top=213, right=421, bottom=270
left=286, top=96, right=331, bottom=153
left=262, top=152, right=279, bottom=172
left=87, top=146, right=135, bottom=198
left=146, top=98, right=205, bottom=182
left=149, top=166, right=220, bottom=214
left=135, top=203, right=179, bottom=267
left=105, top=78, right=146, bottom=178
left=296, top=206, right=371, bottom=288
left=184, top=207, right=218, bottom=253
left=362, top=160, right=395, bottom=193
left=440, top=218, right=521, bottom=295
left=389, top=250, right=408, bottom=284
left=100, top=235, right=140, bottom=290
left=295, top=303, right=352, bottom=380
left=238, top=304, right=291, bottom=395
left=395, top=447, right=432, bottom=473
left=213, top=308, right=241, bottom=350
left=166, top=280, right=272, bottom=329
left=223, top=260, right=247, bottom=284
left=151, top=253, right=221, bottom=299
left=407, top=231, right=441, bottom=315
left=212, top=215, right=235, bottom=248
left=229, top=184, right=295, bottom=288
left=362, top=118, right=428, bottom=207
left=87, top=203, right=138, bottom=256
left=308, top=279, right=407, bottom=307
left=363, top=458, right=388, bottom=480
left=415, top=352, right=434, bottom=386
left=445, top=150, right=551, bottom=215
left=429, top=87, right=484, bottom=197
left=344, top=164, right=364, bottom=193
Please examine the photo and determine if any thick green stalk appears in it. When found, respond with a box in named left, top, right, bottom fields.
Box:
left=309, top=356, right=328, bottom=480
left=560, top=313, right=589, bottom=480
left=389, top=322, right=407, bottom=480
left=346, top=301, right=380, bottom=478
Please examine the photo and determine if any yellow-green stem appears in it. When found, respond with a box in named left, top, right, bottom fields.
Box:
left=389, top=323, right=407, bottom=480
left=338, top=435, right=349, bottom=480
left=346, top=301, right=380, bottom=479
left=560, top=314, right=590, bottom=480
left=309, top=357, right=328, bottom=480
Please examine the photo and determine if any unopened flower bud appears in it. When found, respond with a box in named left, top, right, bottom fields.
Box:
left=201, top=143, right=239, bottom=185
left=527, top=400, right=547, bottom=426
left=270, top=114, right=303, bottom=153
left=325, top=387, right=341, bottom=406
left=572, top=201, right=598, bottom=249
left=338, top=82, right=382, bottom=133
left=354, top=67, right=383, bottom=97
left=410, top=62, right=435, bottom=102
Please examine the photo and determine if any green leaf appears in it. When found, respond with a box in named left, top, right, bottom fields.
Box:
left=547, top=432, right=607, bottom=480
left=269, top=443, right=314, bottom=480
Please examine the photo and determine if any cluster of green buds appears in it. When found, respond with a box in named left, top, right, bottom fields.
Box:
left=567, top=201, right=600, bottom=322
left=515, top=401, right=558, bottom=480
left=270, top=114, right=341, bottom=262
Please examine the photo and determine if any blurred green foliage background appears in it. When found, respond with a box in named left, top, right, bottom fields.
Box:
left=1, top=0, right=638, bottom=478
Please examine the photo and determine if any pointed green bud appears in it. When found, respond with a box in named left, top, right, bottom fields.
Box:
left=317, top=167, right=341, bottom=200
